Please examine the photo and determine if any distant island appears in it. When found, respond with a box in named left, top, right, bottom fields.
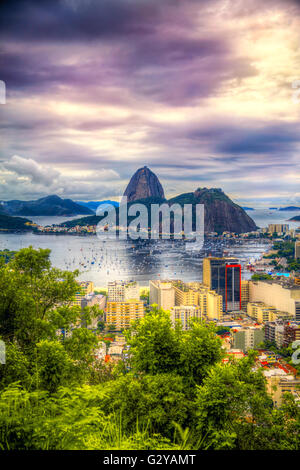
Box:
left=288, top=215, right=300, bottom=222
left=279, top=206, right=300, bottom=211
left=242, top=207, right=254, bottom=211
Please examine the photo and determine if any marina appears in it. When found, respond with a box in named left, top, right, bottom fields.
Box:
left=0, top=230, right=269, bottom=286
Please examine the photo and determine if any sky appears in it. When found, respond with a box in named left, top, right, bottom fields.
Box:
left=0, top=0, right=300, bottom=207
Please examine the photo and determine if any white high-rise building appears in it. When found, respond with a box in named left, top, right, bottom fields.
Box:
left=107, top=280, right=139, bottom=302
left=149, top=280, right=175, bottom=311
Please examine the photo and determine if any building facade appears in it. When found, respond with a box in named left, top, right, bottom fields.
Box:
left=241, top=280, right=250, bottom=311
left=232, top=327, right=264, bottom=352
left=264, top=321, right=285, bottom=347
left=107, top=280, right=140, bottom=302
left=268, top=224, right=289, bottom=235
left=173, top=281, right=223, bottom=320
left=203, top=257, right=241, bottom=311
left=170, top=305, right=202, bottom=330
left=264, top=369, right=300, bottom=407
left=81, top=293, right=106, bottom=329
left=249, top=279, right=300, bottom=320
left=106, top=300, right=145, bottom=330
left=247, top=301, right=292, bottom=323
left=149, top=280, right=175, bottom=311
left=283, top=323, right=300, bottom=347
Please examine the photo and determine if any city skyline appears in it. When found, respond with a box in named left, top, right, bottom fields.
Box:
left=0, top=0, right=300, bottom=207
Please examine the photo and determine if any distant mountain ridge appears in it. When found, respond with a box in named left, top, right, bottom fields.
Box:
left=76, top=200, right=119, bottom=212
left=0, top=195, right=93, bottom=216
left=61, top=167, right=257, bottom=234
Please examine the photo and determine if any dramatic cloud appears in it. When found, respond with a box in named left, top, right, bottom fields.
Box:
left=0, top=0, right=300, bottom=206
left=3, top=155, right=60, bottom=186
left=0, top=155, right=121, bottom=200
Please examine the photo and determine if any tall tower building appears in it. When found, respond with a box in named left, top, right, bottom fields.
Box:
left=203, top=257, right=241, bottom=312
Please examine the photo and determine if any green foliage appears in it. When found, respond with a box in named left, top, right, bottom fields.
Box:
left=0, top=246, right=104, bottom=393
left=0, top=246, right=80, bottom=349
left=126, top=310, right=223, bottom=385
left=0, top=249, right=16, bottom=263
left=195, top=354, right=274, bottom=449
left=251, top=273, right=273, bottom=280
left=97, top=320, right=105, bottom=332
left=107, top=324, right=116, bottom=331
left=269, top=241, right=300, bottom=272
left=126, top=308, right=181, bottom=375
left=0, top=343, right=31, bottom=389
left=100, top=374, right=193, bottom=438
left=94, top=289, right=107, bottom=296
left=35, top=340, right=74, bottom=393
left=0, top=246, right=299, bottom=450
left=0, top=384, right=180, bottom=450
left=64, top=328, right=98, bottom=364
left=179, top=320, right=223, bottom=385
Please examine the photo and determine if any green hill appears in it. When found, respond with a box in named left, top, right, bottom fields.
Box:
left=0, top=214, right=35, bottom=231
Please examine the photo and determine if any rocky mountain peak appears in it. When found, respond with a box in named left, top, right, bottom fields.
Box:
left=123, top=166, right=165, bottom=203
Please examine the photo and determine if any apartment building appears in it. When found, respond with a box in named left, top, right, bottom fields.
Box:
left=264, top=321, right=285, bottom=348
left=232, top=327, right=264, bottom=353
left=268, top=224, right=289, bottom=235
left=106, top=300, right=145, bottom=330
left=283, top=323, right=300, bottom=347
left=171, top=305, right=202, bottom=330
left=249, top=279, right=300, bottom=321
left=107, top=280, right=140, bottom=302
left=264, top=369, right=300, bottom=407
left=173, top=281, right=223, bottom=320
left=80, top=293, right=106, bottom=329
left=172, top=281, right=199, bottom=306
left=247, top=302, right=292, bottom=324
left=149, top=280, right=175, bottom=311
